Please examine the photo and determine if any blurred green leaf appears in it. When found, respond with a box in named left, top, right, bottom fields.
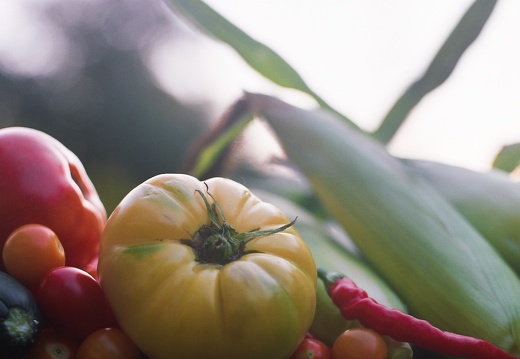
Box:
left=167, top=0, right=361, bottom=131
left=493, top=143, right=520, bottom=173
left=373, top=0, right=498, bottom=144
left=191, top=111, right=252, bottom=179
left=181, top=96, right=253, bottom=179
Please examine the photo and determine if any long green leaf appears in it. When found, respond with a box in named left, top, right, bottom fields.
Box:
left=181, top=97, right=253, bottom=178
left=373, top=0, right=498, bottom=144
left=167, top=0, right=360, bottom=131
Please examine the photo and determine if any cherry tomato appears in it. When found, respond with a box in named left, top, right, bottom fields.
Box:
left=24, top=328, right=80, bottom=359
left=76, top=328, right=141, bottom=359
left=290, top=337, right=332, bottom=359
left=332, top=328, right=388, bottom=359
left=2, top=224, right=65, bottom=289
left=37, top=266, right=118, bottom=339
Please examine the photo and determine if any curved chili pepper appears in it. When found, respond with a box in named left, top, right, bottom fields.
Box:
left=318, top=269, right=517, bottom=359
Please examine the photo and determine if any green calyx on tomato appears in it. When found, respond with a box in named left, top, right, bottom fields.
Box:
left=181, top=187, right=297, bottom=265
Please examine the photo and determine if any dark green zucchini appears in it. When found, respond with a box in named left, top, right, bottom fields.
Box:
left=0, top=271, right=42, bottom=359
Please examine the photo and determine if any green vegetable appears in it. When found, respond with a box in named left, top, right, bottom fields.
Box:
left=405, top=159, right=520, bottom=273
left=254, top=189, right=413, bottom=359
left=246, top=92, right=520, bottom=355
left=252, top=189, right=405, bottom=344
left=0, top=271, right=42, bottom=359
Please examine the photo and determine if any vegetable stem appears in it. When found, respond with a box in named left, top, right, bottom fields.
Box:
left=4, top=306, right=40, bottom=344
left=181, top=186, right=296, bottom=265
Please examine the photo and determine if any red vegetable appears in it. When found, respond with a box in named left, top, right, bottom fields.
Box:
left=290, top=337, right=331, bottom=359
left=318, top=269, right=517, bottom=359
left=0, top=127, right=106, bottom=271
left=37, top=266, right=118, bottom=339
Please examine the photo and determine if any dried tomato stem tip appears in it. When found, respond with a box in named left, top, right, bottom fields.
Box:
left=182, top=188, right=296, bottom=265
left=317, top=268, right=345, bottom=288
left=317, top=269, right=518, bottom=359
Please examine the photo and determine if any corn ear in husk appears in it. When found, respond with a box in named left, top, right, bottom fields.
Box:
left=245, top=92, right=520, bottom=355
left=405, top=159, right=520, bottom=274
left=252, top=188, right=406, bottom=343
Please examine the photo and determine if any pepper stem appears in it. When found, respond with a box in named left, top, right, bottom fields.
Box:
left=317, top=268, right=346, bottom=291
left=181, top=186, right=296, bottom=265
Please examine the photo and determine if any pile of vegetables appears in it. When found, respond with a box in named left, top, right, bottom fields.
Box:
left=0, top=127, right=407, bottom=359
left=2, top=1, right=520, bottom=359
left=2, top=120, right=520, bottom=359
left=0, top=127, right=140, bottom=359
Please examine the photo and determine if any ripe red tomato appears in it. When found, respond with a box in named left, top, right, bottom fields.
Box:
left=332, top=328, right=388, bottom=359
left=0, top=127, right=106, bottom=272
left=2, top=224, right=65, bottom=289
left=37, top=266, right=118, bottom=339
left=290, top=337, right=332, bottom=359
left=24, top=328, right=80, bottom=359
left=76, top=328, right=141, bottom=359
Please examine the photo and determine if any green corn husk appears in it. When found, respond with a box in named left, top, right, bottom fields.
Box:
left=245, top=92, right=520, bottom=355
left=252, top=188, right=406, bottom=341
left=253, top=188, right=413, bottom=359
left=405, top=159, right=520, bottom=274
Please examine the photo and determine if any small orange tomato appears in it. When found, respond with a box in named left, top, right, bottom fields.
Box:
left=76, top=328, right=141, bottom=359
left=332, top=328, right=387, bottom=359
left=2, top=224, right=65, bottom=288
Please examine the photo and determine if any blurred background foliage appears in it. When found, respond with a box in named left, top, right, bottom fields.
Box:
left=0, top=0, right=213, bottom=212
left=0, top=0, right=516, bottom=216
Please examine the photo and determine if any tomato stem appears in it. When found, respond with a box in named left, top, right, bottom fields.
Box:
left=181, top=186, right=295, bottom=265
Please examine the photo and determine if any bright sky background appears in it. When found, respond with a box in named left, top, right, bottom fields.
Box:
left=154, top=0, right=520, bottom=171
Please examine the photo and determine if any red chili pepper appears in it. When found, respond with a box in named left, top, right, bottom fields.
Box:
left=318, top=269, right=517, bottom=359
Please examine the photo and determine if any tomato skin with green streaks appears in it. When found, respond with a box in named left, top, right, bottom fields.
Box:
left=98, top=174, right=317, bottom=359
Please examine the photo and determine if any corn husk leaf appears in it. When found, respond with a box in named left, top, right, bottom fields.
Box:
left=404, top=159, right=520, bottom=274
left=252, top=187, right=407, bottom=347
left=246, top=92, right=520, bottom=355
